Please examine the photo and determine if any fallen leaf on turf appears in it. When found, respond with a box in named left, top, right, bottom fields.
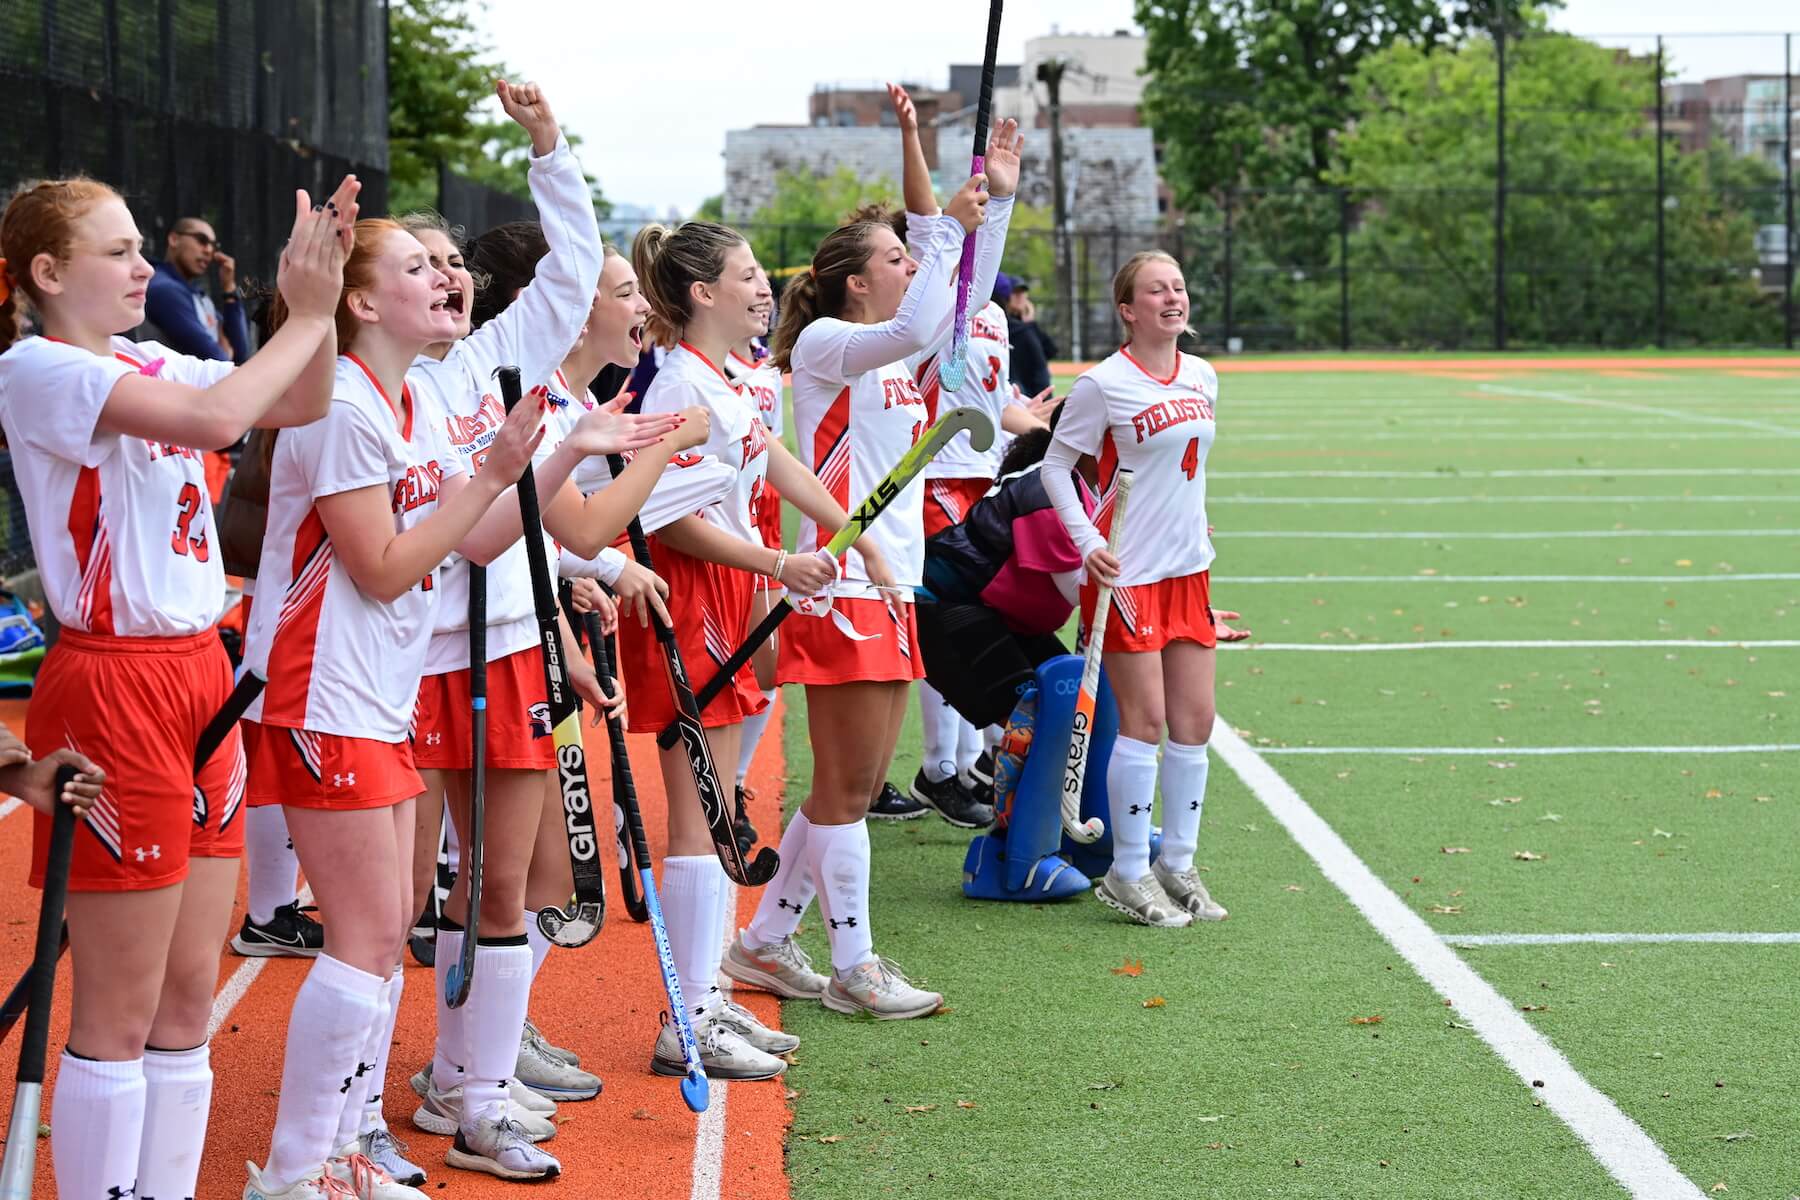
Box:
left=1521, top=1004, right=1549, bottom=1012
left=1539, top=812, right=1563, bottom=822
left=1514, top=850, right=1545, bottom=861
left=955, top=1100, right=977, bottom=1109
left=1489, top=761, right=1517, bottom=769
left=1711, top=1184, right=1727, bottom=1194
left=1111, top=958, right=1145, bottom=977
left=1705, top=788, right=1723, bottom=799
left=1142, top=997, right=1167, bottom=1008
left=1770, top=691, right=1788, bottom=698
left=1442, top=846, right=1471, bottom=854
left=1195, top=1114, right=1225, bottom=1122
left=631, top=1108, right=659, bottom=1121
left=1350, top=1015, right=1384, bottom=1025
left=1489, top=796, right=1521, bottom=806
left=1428, top=905, right=1464, bottom=914
left=818, top=1135, right=843, bottom=1144
left=1086, top=1079, right=1122, bottom=1091
left=1601, top=962, right=1616, bottom=968
left=904, top=1104, right=937, bottom=1114
left=1446, top=1020, right=1472, bottom=1030
left=1675, top=559, right=1692, bottom=567
left=1284, top=884, right=1304, bottom=892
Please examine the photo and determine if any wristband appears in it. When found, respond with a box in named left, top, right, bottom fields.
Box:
left=770, top=548, right=787, bottom=581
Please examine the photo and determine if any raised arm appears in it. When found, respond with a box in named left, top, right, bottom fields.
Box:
left=832, top=193, right=977, bottom=378
left=889, top=84, right=938, bottom=218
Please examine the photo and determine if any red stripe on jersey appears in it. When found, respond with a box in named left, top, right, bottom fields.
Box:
left=264, top=508, right=331, bottom=728
left=812, top=387, right=852, bottom=552
left=1093, top=431, right=1120, bottom=539
left=914, top=353, right=942, bottom=425
left=66, top=466, right=115, bottom=634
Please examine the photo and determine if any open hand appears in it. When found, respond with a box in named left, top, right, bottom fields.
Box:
left=0, top=744, right=106, bottom=819
left=567, top=395, right=684, bottom=457
left=276, top=189, right=351, bottom=322
left=1212, top=608, right=1251, bottom=643
left=886, top=83, right=919, bottom=133
left=612, top=559, right=671, bottom=629
left=983, top=118, right=1022, bottom=198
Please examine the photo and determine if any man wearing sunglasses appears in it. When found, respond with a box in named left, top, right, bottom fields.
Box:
left=143, top=216, right=251, bottom=363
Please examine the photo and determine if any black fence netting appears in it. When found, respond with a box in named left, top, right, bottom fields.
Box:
left=436, top=161, right=535, bottom=237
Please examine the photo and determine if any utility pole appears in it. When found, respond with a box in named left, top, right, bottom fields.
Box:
left=1493, top=13, right=1507, bottom=351
left=1037, top=55, right=1078, bottom=360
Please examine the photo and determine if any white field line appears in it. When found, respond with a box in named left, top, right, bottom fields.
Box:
left=1210, top=468, right=1800, bottom=479
left=1225, top=573, right=1800, bottom=583
left=0, top=797, right=20, bottom=821
left=1229, top=639, right=1800, bottom=652
left=1479, top=382, right=1800, bottom=438
left=1224, top=529, right=1799, bottom=540
left=689, top=879, right=738, bottom=1200
left=1213, top=494, right=1800, bottom=505
left=1447, top=932, right=1800, bottom=947
left=1210, top=721, right=1704, bottom=1199
left=1258, top=744, right=1800, bottom=756
left=206, top=885, right=315, bottom=1040
left=1229, top=430, right=1771, bottom=441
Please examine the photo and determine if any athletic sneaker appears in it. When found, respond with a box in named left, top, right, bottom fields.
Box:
left=868, top=780, right=927, bottom=821
left=909, top=769, right=995, bottom=829
left=1094, top=869, right=1194, bottom=928
left=697, top=987, right=800, bottom=1055
left=358, top=1129, right=425, bottom=1188
left=651, top=1008, right=787, bottom=1080
left=514, top=1028, right=601, bottom=1099
left=1152, top=860, right=1229, bottom=922
left=446, top=1115, right=561, bottom=1181
left=821, top=957, right=942, bottom=1020
left=411, top=1080, right=556, bottom=1143
left=523, top=1018, right=579, bottom=1067
left=230, top=902, right=325, bottom=958
left=243, top=1162, right=351, bottom=1199
left=327, top=1142, right=427, bottom=1199
left=734, top=784, right=760, bottom=856
left=722, top=930, right=829, bottom=999
left=409, top=1065, right=556, bottom=1116
left=968, top=749, right=996, bottom=787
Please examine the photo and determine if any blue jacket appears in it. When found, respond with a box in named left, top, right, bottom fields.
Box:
left=143, top=260, right=249, bottom=363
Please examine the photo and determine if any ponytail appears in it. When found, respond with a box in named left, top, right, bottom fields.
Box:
left=770, top=217, right=890, bottom=371
left=632, top=220, right=745, bottom=351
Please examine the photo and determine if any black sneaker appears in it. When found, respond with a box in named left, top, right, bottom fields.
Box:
left=969, top=749, right=995, bottom=787
left=868, top=781, right=928, bottom=821
left=229, top=901, right=324, bottom=958
left=733, top=785, right=760, bottom=858
left=909, top=769, right=995, bottom=830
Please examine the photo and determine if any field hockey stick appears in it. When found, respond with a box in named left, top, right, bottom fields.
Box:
left=194, top=668, right=265, bottom=771
left=606, top=454, right=777, bottom=888
left=0, top=924, right=66, bottom=1045
left=0, top=765, right=79, bottom=1198
left=445, top=566, right=488, bottom=1007
left=659, top=405, right=995, bottom=745
left=937, top=0, right=1004, bottom=395
left=1063, top=468, right=1134, bottom=844
left=584, top=610, right=650, bottom=923
left=499, top=367, right=607, bottom=947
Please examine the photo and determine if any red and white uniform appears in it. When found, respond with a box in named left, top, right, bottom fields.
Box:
left=615, top=343, right=768, bottom=731
left=916, top=299, right=1010, bottom=534
left=0, top=335, right=245, bottom=889
left=1050, top=346, right=1219, bottom=653
left=724, top=349, right=786, bottom=550
left=241, top=354, right=464, bottom=808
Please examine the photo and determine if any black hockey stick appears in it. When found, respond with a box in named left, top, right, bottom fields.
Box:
left=584, top=610, right=649, bottom=922
left=939, top=0, right=1004, bottom=395
left=607, top=453, right=778, bottom=887
left=0, top=766, right=79, bottom=1198
left=0, top=925, right=66, bottom=1045
left=445, top=565, right=488, bottom=1006
left=195, top=668, right=265, bottom=772
left=657, top=406, right=995, bottom=748
left=500, top=366, right=606, bottom=946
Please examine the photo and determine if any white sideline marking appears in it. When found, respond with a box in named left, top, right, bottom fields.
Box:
left=1230, top=430, right=1771, bottom=441
left=689, top=878, right=739, bottom=1200
left=1225, top=529, right=1800, bottom=540
left=206, top=885, right=315, bottom=1039
left=1448, top=932, right=1800, bottom=947
left=0, top=797, right=20, bottom=822
left=1214, top=494, right=1800, bottom=505
left=1226, top=573, right=1800, bottom=583
left=1479, top=382, right=1800, bottom=438
left=1211, top=468, right=1800, bottom=479
left=1230, top=639, right=1800, bottom=652
left=1210, top=721, right=1704, bottom=1199
left=1258, top=744, right=1800, bottom=756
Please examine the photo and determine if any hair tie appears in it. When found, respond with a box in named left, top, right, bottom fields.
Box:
left=0, top=258, right=11, bottom=307
left=808, top=265, right=818, bottom=281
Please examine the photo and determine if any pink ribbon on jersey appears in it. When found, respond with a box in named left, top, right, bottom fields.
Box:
left=138, top=358, right=166, bottom=377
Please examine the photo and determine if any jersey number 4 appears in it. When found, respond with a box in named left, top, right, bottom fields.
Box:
left=171, top=482, right=210, bottom=561
left=1179, top=437, right=1200, bottom=481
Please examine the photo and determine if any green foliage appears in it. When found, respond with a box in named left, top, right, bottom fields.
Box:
left=693, top=194, right=726, bottom=222
left=741, top=167, right=902, bottom=273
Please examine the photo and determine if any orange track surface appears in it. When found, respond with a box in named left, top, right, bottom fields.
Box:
left=1054, top=355, right=1800, bottom=373
left=0, top=697, right=794, bottom=1199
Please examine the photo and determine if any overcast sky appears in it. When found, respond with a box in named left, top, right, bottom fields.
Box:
left=477, top=1, right=1797, bottom=215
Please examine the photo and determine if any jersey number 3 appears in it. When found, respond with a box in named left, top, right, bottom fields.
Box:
left=171, top=482, right=210, bottom=561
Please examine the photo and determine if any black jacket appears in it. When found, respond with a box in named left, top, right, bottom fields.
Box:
left=1006, top=315, right=1057, bottom=396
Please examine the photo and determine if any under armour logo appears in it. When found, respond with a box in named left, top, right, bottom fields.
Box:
left=777, top=898, right=803, bottom=912
left=133, top=845, right=162, bottom=862
left=828, top=917, right=858, bottom=929
left=1188, top=800, right=1200, bottom=811
left=424, top=732, right=443, bottom=746
left=105, top=1185, right=136, bottom=1199
left=1128, top=804, right=1153, bottom=815
left=332, top=772, right=356, bottom=787
left=1139, top=625, right=1154, bottom=636
left=339, top=1061, right=371, bottom=1094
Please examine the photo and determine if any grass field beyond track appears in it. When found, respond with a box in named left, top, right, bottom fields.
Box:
left=775, top=362, right=1800, bottom=1198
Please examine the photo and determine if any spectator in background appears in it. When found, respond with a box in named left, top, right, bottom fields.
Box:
left=998, top=272, right=1057, bottom=397
left=144, top=216, right=250, bottom=363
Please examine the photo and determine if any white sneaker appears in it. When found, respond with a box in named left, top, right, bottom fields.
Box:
left=1152, top=860, right=1229, bottom=921
left=515, top=1028, right=601, bottom=1100
left=1095, top=869, right=1194, bottom=928
left=722, top=930, right=829, bottom=999
left=699, top=987, right=800, bottom=1055
left=445, top=1115, right=562, bottom=1181
left=523, top=1019, right=580, bottom=1066
left=357, top=1129, right=424, bottom=1188
left=411, top=1080, right=556, bottom=1143
left=408, top=1064, right=555, bottom=1116
left=651, top=1008, right=786, bottom=1080
left=821, top=957, right=943, bottom=1020
left=243, top=1162, right=350, bottom=1199
left=327, top=1143, right=427, bottom=1199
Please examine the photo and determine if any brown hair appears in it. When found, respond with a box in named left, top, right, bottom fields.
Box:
left=0, top=177, right=123, bottom=353
left=270, top=217, right=405, bottom=351
left=466, top=220, right=623, bottom=331
left=1112, top=250, right=1190, bottom=343
left=769, top=217, right=897, bottom=371
left=632, top=221, right=745, bottom=350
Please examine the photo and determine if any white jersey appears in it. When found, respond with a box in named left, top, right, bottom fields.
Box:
left=724, top=349, right=783, bottom=440
left=0, top=335, right=233, bottom=636
left=919, top=300, right=1010, bottom=479
left=244, top=354, right=464, bottom=740
left=1055, top=347, right=1218, bottom=589
left=640, top=343, right=767, bottom=545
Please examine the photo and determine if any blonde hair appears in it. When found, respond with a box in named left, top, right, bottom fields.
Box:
left=1112, top=250, right=1192, bottom=343
left=0, top=178, right=124, bottom=353
left=632, top=221, right=746, bottom=349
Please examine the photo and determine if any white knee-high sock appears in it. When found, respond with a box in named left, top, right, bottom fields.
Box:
left=955, top=717, right=983, bottom=779
left=736, top=690, right=777, bottom=785
left=806, top=819, right=874, bottom=975
left=918, top=681, right=961, bottom=783
left=264, top=954, right=383, bottom=1190
left=1156, top=741, right=1210, bottom=873
left=245, top=805, right=301, bottom=924
left=1106, top=736, right=1159, bottom=880
left=431, top=924, right=467, bottom=1085
left=137, top=1042, right=212, bottom=1197
left=525, top=909, right=553, bottom=981
left=744, top=810, right=815, bottom=949
left=360, top=969, right=405, bottom=1135
left=460, top=937, right=533, bottom=1128
left=334, top=973, right=396, bottom=1149
left=52, top=1053, right=146, bottom=1199
left=662, top=855, right=726, bottom=1015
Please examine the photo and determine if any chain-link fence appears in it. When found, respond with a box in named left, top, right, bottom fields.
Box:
left=436, top=161, right=536, bottom=239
